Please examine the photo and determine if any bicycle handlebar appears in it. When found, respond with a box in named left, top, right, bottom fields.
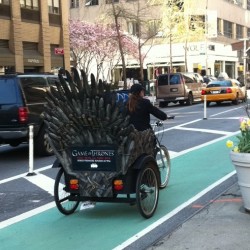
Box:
left=151, top=115, right=175, bottom=128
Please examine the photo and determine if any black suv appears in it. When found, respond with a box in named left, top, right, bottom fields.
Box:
left=0, top=73, right=60, bottom=156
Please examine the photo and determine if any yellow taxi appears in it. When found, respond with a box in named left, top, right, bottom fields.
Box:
left=201, top=79, right=246, bottom=106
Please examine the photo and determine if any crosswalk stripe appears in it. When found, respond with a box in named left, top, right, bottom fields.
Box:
left=24, top=173, right=55, bottom=196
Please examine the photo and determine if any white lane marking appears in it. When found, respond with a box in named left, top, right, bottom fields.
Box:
left=0, top=165, right=52, bottom=185
left=24, top=173, right=55, bottom=196
left=210, top=117, right=242, bottom=120
left=170, top=131, right=240, bottom=159
left=113, top=171, right=236, bottom=250
left=210, top=106, right=245, bottom=117
left=0, top=202, right=56, bottom=229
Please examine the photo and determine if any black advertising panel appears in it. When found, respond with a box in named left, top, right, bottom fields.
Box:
left=71, top=145, right=117, bottom=171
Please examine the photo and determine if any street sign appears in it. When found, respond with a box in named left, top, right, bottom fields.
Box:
left=54, top=48, right=64, bottom=55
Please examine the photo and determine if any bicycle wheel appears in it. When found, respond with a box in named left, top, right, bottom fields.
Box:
left=136, top=162, right=159, bottom=219
left=54, top=168, right=80, bottom=215
left=155, top=145, right=171, bottom=189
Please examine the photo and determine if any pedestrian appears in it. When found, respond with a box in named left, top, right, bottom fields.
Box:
left=128, top=84, right=167, bottom=131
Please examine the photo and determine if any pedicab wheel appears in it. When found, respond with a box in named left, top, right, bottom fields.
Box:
left=155, top=145, right=171, bottom=189
left=136, top=162, right=159, bottom=219
left=54, top=168, right=80, bottom=215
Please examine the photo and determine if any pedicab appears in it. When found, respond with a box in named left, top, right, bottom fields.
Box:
left=44, top=69, right=170, bottom=219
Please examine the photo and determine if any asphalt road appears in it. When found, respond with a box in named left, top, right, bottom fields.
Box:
left=0, top=100, right=248, bottom=249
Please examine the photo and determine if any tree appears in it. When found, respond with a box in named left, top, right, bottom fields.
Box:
left=69, top=19, right=138, bottom=83
left=150, top=0, right=206, bottom=72
left=103, top=0, right=161, bottom=86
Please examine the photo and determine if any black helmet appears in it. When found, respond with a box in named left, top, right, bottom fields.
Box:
left=130, top=84, right=145, bottom=94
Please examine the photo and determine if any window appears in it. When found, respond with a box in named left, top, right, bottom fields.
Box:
left=127, top=21, right=139, bottom=36
left=247, top=28, right=250, bottom=38
left=236, top=24, right=243, bottom=39
left=248, top=0, right=250, bottom=10
left=105, top=0, right=119, bottom=4
left=223, top=20, right=233, bottom=38
left=48, top=0, right=60, bottom=14
left=20, top=0, right=39, bottom=10
left=148, top=20, right=160, bottom=37
left=70, top=0, right=79, bottom=8
left=217, top=18, right=223, bottom=35
left=85, top=0, right=98, bottom=6
left=0, top=0, right=10, bottom=4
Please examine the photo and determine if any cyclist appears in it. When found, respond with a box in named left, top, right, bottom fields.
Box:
left=128, top=83, right=168, bottom=131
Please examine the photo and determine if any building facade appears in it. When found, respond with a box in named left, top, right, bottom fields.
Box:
left=69, top=0, right=250, bottom=82
left=0, top=0, right=70, bottom=74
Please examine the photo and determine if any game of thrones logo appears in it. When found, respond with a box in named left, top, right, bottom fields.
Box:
left=71, top=146, right=117, bottom=172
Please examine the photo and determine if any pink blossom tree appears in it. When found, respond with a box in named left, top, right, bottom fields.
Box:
left=69, top=19, right=139, bottom=84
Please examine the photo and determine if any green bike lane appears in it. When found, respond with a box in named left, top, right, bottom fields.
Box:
left=0, top=137, right=236, bottom=250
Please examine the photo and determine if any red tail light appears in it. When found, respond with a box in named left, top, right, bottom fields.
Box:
left=113, top=179, right=124, bottom=191
left=201, top=89, right=206, bottom=95
left=69, top=179, right=79, bottom=190
left=226, top=88, right=232, bottom=93
left=18, top=107, right=28, bottom=123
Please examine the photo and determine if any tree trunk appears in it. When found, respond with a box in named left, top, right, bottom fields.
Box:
left=112, top=6, right=127, bottom=89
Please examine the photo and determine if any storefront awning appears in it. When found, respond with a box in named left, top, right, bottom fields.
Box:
left=147, top=62, right=185, bottom=67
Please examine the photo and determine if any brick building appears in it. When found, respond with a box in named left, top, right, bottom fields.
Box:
left=0, top=0, right=70, bottom=74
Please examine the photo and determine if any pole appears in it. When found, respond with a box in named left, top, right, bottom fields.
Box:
left=203, top=95, right=207, bottom=120
left=27, top=125, right=36, bottom=176
left=240, top=38, right=249, bottom=88
left=243, top=39, right=247, bottom=88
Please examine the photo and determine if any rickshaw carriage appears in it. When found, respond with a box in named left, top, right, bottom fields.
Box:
left=45, top=68, right=171, bottom=219
left=53, top=142, right=161, bottom=219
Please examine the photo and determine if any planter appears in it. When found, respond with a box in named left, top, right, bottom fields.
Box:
left=230, top=151, right=250, bottom=211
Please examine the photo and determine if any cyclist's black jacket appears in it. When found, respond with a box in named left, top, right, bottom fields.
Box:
left=128, top=97, right=167, bottom=131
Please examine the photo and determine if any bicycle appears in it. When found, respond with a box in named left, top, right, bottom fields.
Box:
left=151, top=116, right=174, bottom=189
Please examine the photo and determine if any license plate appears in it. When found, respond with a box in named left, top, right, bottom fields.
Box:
left=212, top=91, right=220, bottom=94
left=171, top=88, right=178, bottom=92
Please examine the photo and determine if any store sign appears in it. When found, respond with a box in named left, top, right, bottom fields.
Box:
left=54, top=48, right=64, bottom=55
left=27, top=58, right=40, bottom=63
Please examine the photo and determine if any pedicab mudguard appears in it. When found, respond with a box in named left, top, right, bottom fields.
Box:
left=131, top=153, right=156, bottom=170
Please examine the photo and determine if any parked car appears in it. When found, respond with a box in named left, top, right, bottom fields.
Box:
left=156, top=72, right=203, bottom=107
left=194, top=72, right=205, bottom=83
left=0, top=73, right=61, bottom=156
left=201, top=79, right=246, bottom=106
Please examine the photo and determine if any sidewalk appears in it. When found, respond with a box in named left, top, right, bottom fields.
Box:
left=148, top=181, right=250, bottom=250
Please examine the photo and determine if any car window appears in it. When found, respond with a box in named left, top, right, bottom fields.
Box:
left=0, top=78, right=17, bottom=104
left=158, top=75, right=168, bottom=86
left=183, top=74, right=195, bottom=83
left=47, top=77, right=59, bottom=86
left=207, top=80, right=232, bottom=87
left=19, top=77, right=47, bottom=103
left=170, top=75, right=180, bottom=85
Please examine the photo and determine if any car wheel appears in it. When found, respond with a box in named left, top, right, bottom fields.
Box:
left=179, top=101, right=185, bottom=105
left=9, top=142, right=21, bottom=147
left=232, top=93, right=239, bottom=105
left=34, top=126, right=54, bottom=156
left=159, top=101, right=168, bottom=108
left=207, top=101, right=211, bottom=106
left=186, top=93, right=193, bottom=105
